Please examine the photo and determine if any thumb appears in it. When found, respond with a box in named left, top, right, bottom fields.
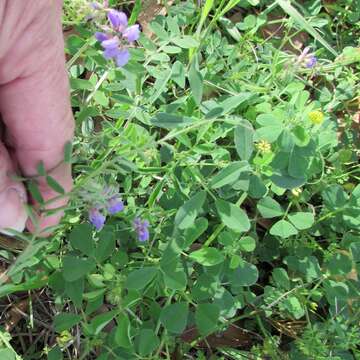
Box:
left=0, top=1, right=74, bottom=236
left=0, top=142, right=27, bottom=235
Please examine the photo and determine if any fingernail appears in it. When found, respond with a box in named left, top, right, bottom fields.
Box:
left=0, top=187, right=28, bottom=235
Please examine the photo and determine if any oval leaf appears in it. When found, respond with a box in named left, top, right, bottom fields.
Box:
left=175, top=191, right=206, bottom=230
left=189, top=247, right=225, bottom=266
left=270, top=220, right=298, bottom=238
left=210, top=161, right=250, bottom=189
left=216, top=199, right=250, bottom=233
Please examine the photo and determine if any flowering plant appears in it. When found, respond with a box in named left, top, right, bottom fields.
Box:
left=91, top=3, right=140, bottom=67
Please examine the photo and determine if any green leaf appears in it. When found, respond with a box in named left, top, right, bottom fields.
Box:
left=115, top=313, right=132, bottom=348
left=235, top=120, right=254, bottom=161
left=172, top=36, right=199, bottom=48
left=183, top=218, right=208, bottom=248
left=272, top=268, right=290, bottom=290
left=37, top=161, right=46, bottom=176
left=160, top=302, right=188, bottom=334
left=324, top=280, right=349, bottom=305
left=172, top=61, right=185, bottom=88
left=195, top=303, right=220, bottom=336
left=257, top=196, right=284, bottom=218
left=162, top=262, right=187, bottom=290
left=248, top=174, right=267, bottom=199
left=256, top=113, right=281, bottom=126
left=189, top=247, right=225, bottom=266
left=175, top=191, right=206, bottom=230
left=151, top=112, right=194, bottom=129
left=96, top=229, right=116, bottom=263
left=188, top=58, right=203, bottom=105
left=288, top=212, right=314, bottom=230
left=213, top=288, right=236, bottom=318
left=255, top=125, right=283, bottom=143
left=125, top=267, right=158, bottom=290
left=54, top=313, right=82, bottom=332
left=227, top=261, right=259, bottom=286
left=167, top=15, right=181, bottom=35
left=65, top=278, right=84, bottom=308
left=148, top=68, right=172, bottom=105
left=210, top=161, right=250, bottom=189
left=271, top=171, right=306, bottom=190
left=64, top=141, right=73, bottom=163
left=62, top=256, right=96, bottom=282
left=28, top=181, right=44, bottom=204
left=163, top=46, right=182, bottom=54
left=69, top=223, right=94, bottom=257
left=149, top=22, right=168, bottom=40
left=206, top=93, right=253, bottom=119
left=0, top=349, right=16, bottom=360
left=136, top=329, right=160, bottom=357
left=216, top=199, right=250, bottom=233
left=322, top=184, right=348, bottom=210
left=270, top=220, right=298, bottom=239
left=70, top=78, right=93, bottom=90
left=46, top=175, right=65, bottom=194
left=93, top=91, right=109, bottom=107
left=283, top=296, right=305, bottom=320
left=284, top=255, right=321, bottom=282
left=192, top=274, right=220, bottom=301
left=288, top=148, right=308, bottom=179
left=48, top=346, right=63, bottom=360
left=229, top=254, right=241, bottom=269
left=326, top=253, right=352, bottom=276
left=239, top=236, right=256, bottom=252
left=292, top=125, right=310, bottom=147
left=89, top=310, right=117, bottom=335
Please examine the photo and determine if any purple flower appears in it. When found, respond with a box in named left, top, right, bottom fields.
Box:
left=134, top=218, right=150, bottom=242
left=107, top=197, right=124, bottom=215
left=101, top=37, right=121, bottom=59
left=94, top=8, right=140, bottom=67
left=123, top=25, right=140, bottom=43
left=95, top=32, right=109, bottom=42
left=305, top=55, right=317, bottom=68
left=116, top=49, right=130, bottom=67
left=95, top=34, right=131, bottom=66
left=89, top=208, right=106, bottom=230
left=297, top=46, right=317, bottom=69
left=108, top=10, right=128, bottom=32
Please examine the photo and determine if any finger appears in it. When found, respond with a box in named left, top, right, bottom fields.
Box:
left=0, top=1, right=74, bottom=235
left=0, top=141, right=27, bottom=235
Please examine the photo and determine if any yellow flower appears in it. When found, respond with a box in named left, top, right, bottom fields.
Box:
left=256, top=140, right=272, bottom=154
left=308, top=110, right=324, bottom=125
left=291, top=188, right=302, bottom=197
left=56, top=330, right=73, bottom=348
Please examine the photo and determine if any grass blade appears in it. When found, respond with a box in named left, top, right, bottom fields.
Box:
left=197, top=0, right=214, bottom=35
left=276, top=0, right=337, bottom=56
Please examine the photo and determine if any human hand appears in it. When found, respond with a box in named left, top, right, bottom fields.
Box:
left=0, top=1, right=74, bottom=236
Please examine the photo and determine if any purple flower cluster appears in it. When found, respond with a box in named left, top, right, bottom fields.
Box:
left=86, top=186, right=150, bottom=242
left=94, top=9, right=140, bottom=67
left=133, top=218, right=150, bottom=242
left=88, top=195, right=124, bottom=231
left=305, top=55, right=317, bottom=68
left=89, top=207, right=106, bottom=230
left=297, top=46, right=317, bottom=69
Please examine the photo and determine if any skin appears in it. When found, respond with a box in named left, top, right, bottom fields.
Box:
left=0, top=1, right=74, bottom=235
